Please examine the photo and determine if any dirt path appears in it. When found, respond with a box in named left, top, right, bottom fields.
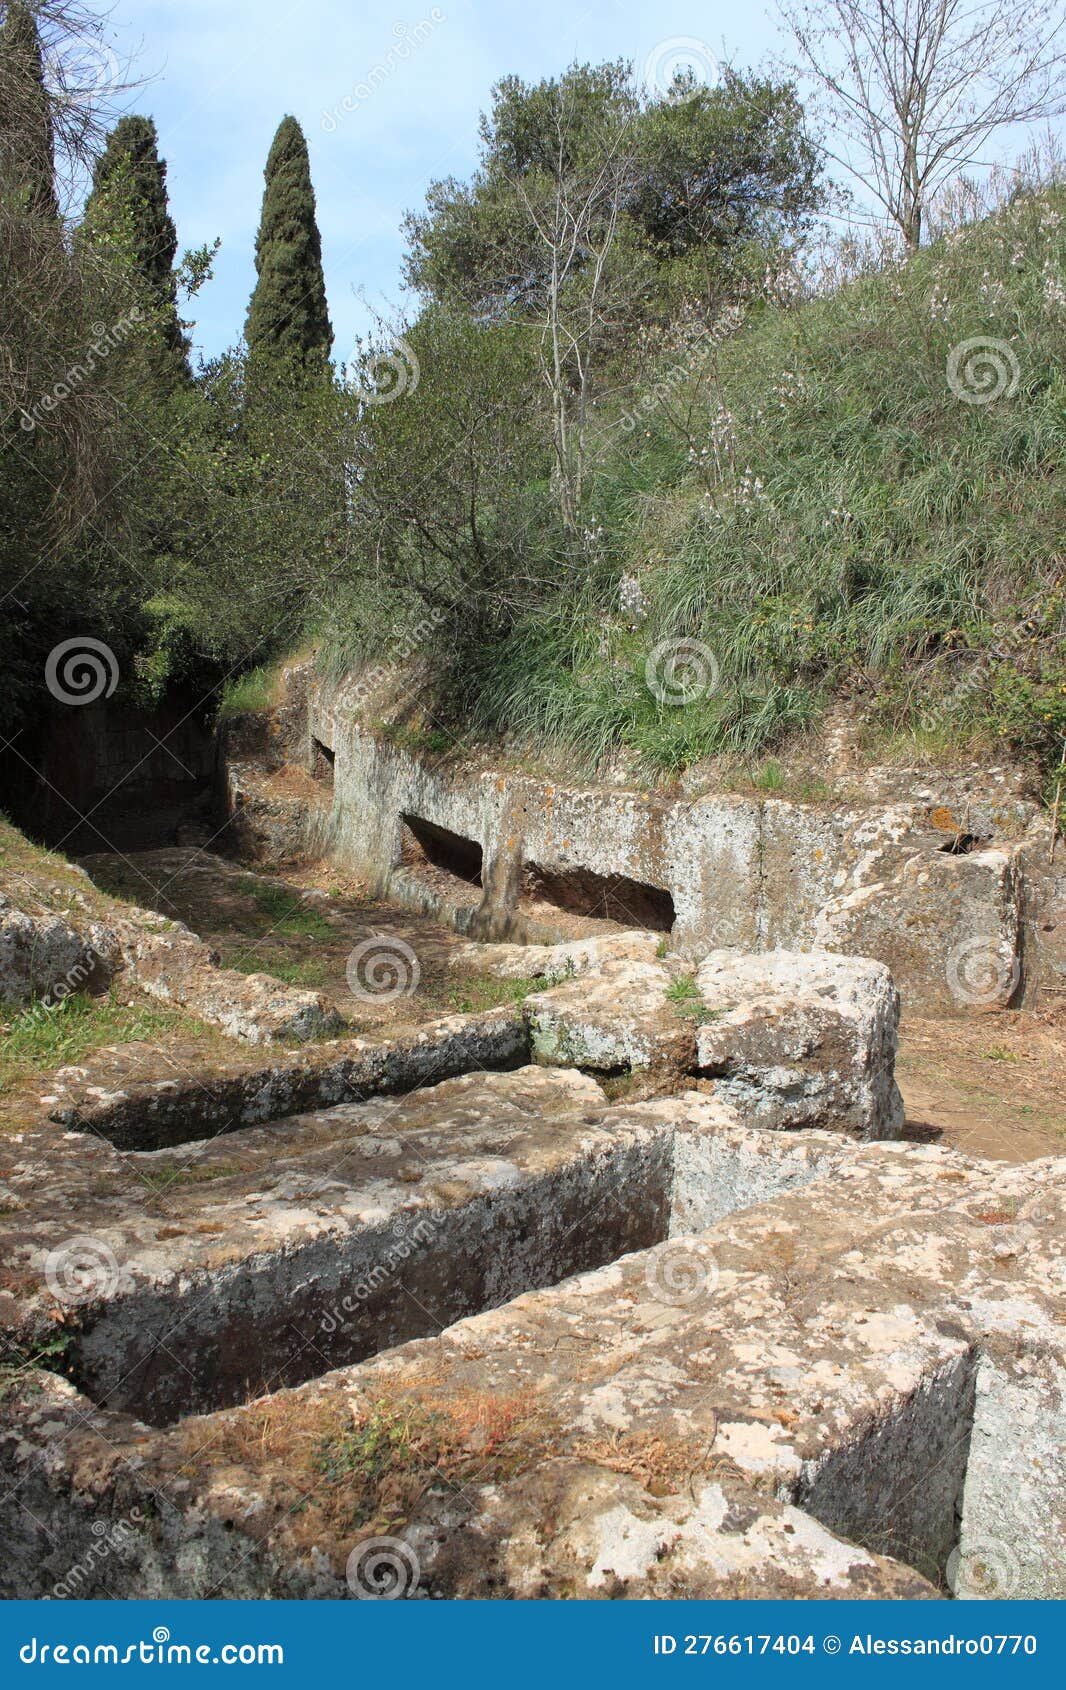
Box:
left=79, top=847, right=535, bottom=1035
left=898, top=1007, right=1065, bottom=1163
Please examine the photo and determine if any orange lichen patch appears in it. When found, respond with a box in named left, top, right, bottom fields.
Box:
left=929, top=806, right=960, bottom=833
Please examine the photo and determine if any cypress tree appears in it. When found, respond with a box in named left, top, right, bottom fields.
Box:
left=81, top=115, right=188, bottom=385
left=0, top=0, right=58, bottom=219
left=245, top=115, right=332, bottom=376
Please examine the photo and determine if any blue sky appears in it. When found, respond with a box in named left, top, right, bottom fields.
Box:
left=93, top=2, right=784, bottom=364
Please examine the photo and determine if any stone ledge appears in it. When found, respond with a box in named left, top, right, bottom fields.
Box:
left=1, top=1117, right=1062, bottom=1599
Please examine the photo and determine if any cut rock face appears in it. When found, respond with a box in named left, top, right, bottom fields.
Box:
left=301, top=674, right=1062, bottom=1010
left=2, top=808, right=1059, bottom=1603
left=1, top=1117, right=1061, bottom=1600
left=0, top=894, right=104, bottom=1006
left=447, top=929, right=662, bottom=980
left=693, top=950, right=905, bottom=1138
left=0, top=877, right=343, bottom=1044
left=816, top=847, right=1023, bottom=1014
left=524, top=947, right=904, bottom=1139
left=525, top=960, right=696, bottom=1078
left=5, top=1067, right=674, bottom=1425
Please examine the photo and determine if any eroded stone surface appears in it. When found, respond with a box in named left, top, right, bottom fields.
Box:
left=1, top=1122, right=1062, bottom=1599
left=523, top=947, right=904, bottom=1139
left=1, top=1066, right=679, bottom=1424
left=447, top=930, right=662, bottom=980
left=301, top=668, right=1065, bottom=1011
left=0, top=893, right=101, bottom=1006
left=0, top=865, right=343, bottom=1043
left=526, top=959, right=696, bottom=1077
left=694, top=950, right=905, bottom=1138
left=44, top=1004, right=530, bottom=1149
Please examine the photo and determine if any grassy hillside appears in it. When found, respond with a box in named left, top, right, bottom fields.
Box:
left=457, top=186, right=1066, bottom=791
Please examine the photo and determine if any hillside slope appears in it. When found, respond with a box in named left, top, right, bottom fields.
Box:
left=458, top=187, right=1066, bottom=790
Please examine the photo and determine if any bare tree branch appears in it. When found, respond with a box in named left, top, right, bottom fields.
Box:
left=776, top=0, right=1066, bottom=246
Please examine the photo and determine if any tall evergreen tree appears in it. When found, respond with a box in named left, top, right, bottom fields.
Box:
left=80, top=115, right=188, bottom=384
left=245, top=115, right=332, bottom=376
left=0, top=0, right=58, bottom=219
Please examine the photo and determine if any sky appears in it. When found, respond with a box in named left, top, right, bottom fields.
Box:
left=87, top=1, right=785, bottom=364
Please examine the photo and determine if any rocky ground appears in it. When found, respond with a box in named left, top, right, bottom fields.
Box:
left=1, top=818, right=1063, bottom=1602
left=50, top=845, right=1066, bottom=1165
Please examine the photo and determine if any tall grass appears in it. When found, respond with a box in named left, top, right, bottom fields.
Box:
left=471, top=185, right=1066, bottom=785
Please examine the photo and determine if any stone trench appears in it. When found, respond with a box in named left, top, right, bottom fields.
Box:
left=0, top=666, right=1063, bottom=1603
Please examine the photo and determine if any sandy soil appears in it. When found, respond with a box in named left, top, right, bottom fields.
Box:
left=898, top=1006, right=1065, bottom=1163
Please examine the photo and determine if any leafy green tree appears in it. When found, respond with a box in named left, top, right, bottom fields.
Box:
left=403, top=63, right=636, bottom=317
left=245, top=115, right=332, bottom=376
left=80, top=115, right=189, bottom=386
left=0, top=0, right=58, bottom=219
left=403, top=62, right=823, bottom=322
left=340, top=308, right=554, bottom=658
left=633, top=72, right=822, bottom=263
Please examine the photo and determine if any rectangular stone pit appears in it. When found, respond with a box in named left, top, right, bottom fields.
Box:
left=16, top=1069, right=674, bottom=1426
left=2, top=1075, right=1062, bottom=1602
left=3, top=1124, right=1062, bottom=1601
left=10, top=1085, right=848, bottom=1432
